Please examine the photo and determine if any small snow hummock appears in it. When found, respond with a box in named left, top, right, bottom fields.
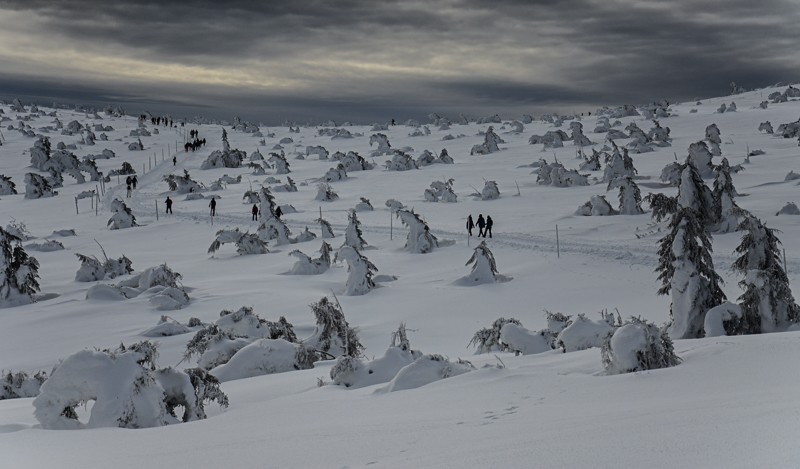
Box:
left=601, top=317, right=680, bottom=374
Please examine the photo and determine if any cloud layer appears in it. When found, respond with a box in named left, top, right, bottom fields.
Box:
left=0, top=0, right=798, bottom=123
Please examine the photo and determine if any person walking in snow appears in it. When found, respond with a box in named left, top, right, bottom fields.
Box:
left=251, top=204, right=259, bottom=221
left=275, top=205, right=283, bottom=219
left=476, top=214, right=486, bottom=237
left=172, top=155, right=177, bottom=166
left=466, top=214, right=475, bottom=236
left=126, top=183, right=132, bottom=198
left=485, top=215, right=493, bottom=238
left=209, top=198, right=217, bottom=217
left=165, top=196, right=173, bottom=214
left=131, top=175, right=138, bottom=190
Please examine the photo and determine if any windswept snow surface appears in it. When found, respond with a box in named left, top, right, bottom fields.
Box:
left=2, top=87, right=800, bottom=467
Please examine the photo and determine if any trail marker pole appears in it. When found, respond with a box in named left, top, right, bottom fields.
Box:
left=390, top=211, right=393, bottom=240
left=95, top=194, right=99, bottom=216
left=74, top=197, right=79, bottom=215
left=155, top=200, right=159, bottom=221
left=556, top=224, right=560, bottom=258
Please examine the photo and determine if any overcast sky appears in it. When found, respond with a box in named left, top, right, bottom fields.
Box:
left=0, top=0, right=798, bottom=124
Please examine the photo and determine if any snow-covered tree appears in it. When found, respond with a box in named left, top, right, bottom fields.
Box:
left=200, top=147, right=246, bottom=169
left=677, top=157, right=716, bottom=225
left=369, top=133, right=392, bottom=156
left=601, top=317, right=680, bottom=374
left=481, top=180, right=500, bottom=200
left=556, top=312, right=616, bottom=352
left=306, top=296, right=364, bottom=357
left=208, top=228, right=269, bottom=255
left=657, top=207, right=726, bottom=339
left=316, top=216, right=335, bottom=238
left=257, top=215, right=293, bottom=245
left=758, top=121, right=774, bottom=134
left=396, top=209, right=438, bottom=253
left=575, top=195, right=617, bottom=216
left=602, top=145, right=637, bottom=183
left=607, top=176, right=644, bottom=214
left=470, top=126, right=504, bottom=155
left=337, top=151, right=373, bottom=171
left=334, top=246, right=378, bottom=296
left=0, top=174, right=16, bottom=195
left=570, top=121, right=592, bottom=146
left=288, top=241, right=332, bottom=275
left=458, top=241, right=510, bottom=285
left=731, top=216, right=800, bottom=333
left=705, top=123, right=721, bottom=145
left=75, top=252, right=133, bottom=282
left=688, top=141, right=715, bottom=178
left=324, top=167, right=347, bottom=182
left=468, top=317, right=522, bottom=353
left=355, top=197, right=373, bottom=212
left=384, top=151, right=417, bottom=171
left=342, top=210, right=368, bottom=250
left=164, top=170, right=203, bottom=193
left=315, top=183, right=339, bottom=202
left=0, top=370, right=47, bottom=400
left=107, top=198, right=137, bottom=230
left=24, top=173, right=57, bottom=199
left=306, top=145, right=329, bottom=160
left=0, top=226, right=40, bottom=307
left=712, top=157, right=741, bottom=233
left=425, top=179, right=457, bottom=203
left=268, top=152, right=290, bottom=174
left=579, top=149, right=602, bottom=171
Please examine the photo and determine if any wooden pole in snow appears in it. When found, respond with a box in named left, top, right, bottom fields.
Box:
left=155, top=200, right=159, bottom=221
left=96, top=194, right=99, bottom=216
left=556, top=224, right=560, bottom=258
left=74, top=197, right=79, bottom=215
left=390, top=211, right=393, bottom=240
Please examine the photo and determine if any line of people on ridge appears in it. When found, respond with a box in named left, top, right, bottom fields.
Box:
left=161, top=197, right=284, bottom=221
left=466, top=213, right=493, bottom=238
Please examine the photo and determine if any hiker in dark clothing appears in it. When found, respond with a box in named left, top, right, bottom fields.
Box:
left=209, top=198, right=216, bottom=216
left=275, top=206, right=283, bottom=219
left=485, top=215, right=493, bottom=238
left=476, top=214, right=486, bottom=237
left=126, top=183, right=132, bottom=198
left=126, top=175, right=132, bottom=186
left=172, top=155, right=177, bottom=166
left=466, top=215, right=475, bottom=236
left=165, top=196, right=173, bottom=214
left=251, top=204, right=259, bottom=221
left=131, top=175, right=138, bottom=190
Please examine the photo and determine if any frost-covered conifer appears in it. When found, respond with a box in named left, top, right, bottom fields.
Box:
left=569, top=121, right=592, bottom=146
left=342, top=210, right=368, bottom=250
left=481, top=180, right=500, bottom=200
left=268, top=152, right=290, bottom=174
left=688, top=141, right=715, bottom=177
left=758, top=121, right=774, bottom=134
left=384, top=151, right=417, bottom=171
left=306, top=145, right=329, bottom=160
left=470, top=126, right=504, bottom=154
left=163, top=170, right=203, bottom=193
left=324, top=167, right=347, bottom=182
left=75, top=253, right=133, bottom=281
left=579, top=149, right=602, bottom=171
left=576, top=194, right=617, bottom=216
left=0, top=175, right=16, bottom=195
left=705, top=123, right=721, bottom=144
left=257, top=186, right=277, bottom=218
left=24, top=173, right=57, bottom=199
left=601, top=317, right=680, bottom=374
left=369, top=133, right=392, bottom=156
left=257, top=215, right=293, bottom=245
left=288, top=241, right=332, bottom=275
left=334, top=246, right=377, bottom=296
left=355, top=197, right=373, bottom=212
left=316, top=217, right=335, bottom=238
left=677, top=157, right=716, bottom=225
left=712, top=158, right=741, bottom=233
left=459, top=241, right=510, bottom=285
left=468, top=317, right=522, bottom=353
left=657, top=207, right=726, bottom=339
left=556, top=312, right=616, bottom=352
left=396, top=209, right=438, bottom=253
left=338, top=151, right=373, bottom=171
left=108, top=198, right=137, bottom=230
left=221, top=128, right=230, bottom=152
left=306, top=296, right=364, bottom=357
left=607, top=176, right=644, bottom=214
left=208, top=228, right=269, bottom=255
left=602, top=145, right=637, bottom=183
left=0, top=227, right=40, bottom=307
left=732, top=216, right=800, bottom=333
left=425, top=179, right=457, bottom=203
left=0, top=370, right=47, bottom=400
left=315, top=183, right=339, bottom=201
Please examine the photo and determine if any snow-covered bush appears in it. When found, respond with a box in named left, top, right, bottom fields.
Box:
left=330, top=324, right=421, bottom=388
left=385, top=198, right=406, bottom=213
left=306, top=145, right=329, bottom=160
left=355, top=197, right=373, bottom=212
left=0, top=174, right=17, bottom=195
left=385, top=151, right=417, bottom=171
left=75, top=252, right=133, bottom=282
left=556, top=312, right=615, bottom=352
left=25, top=239, right=64, bottom=252
left=469, top=317, right=523, bottom=353
left=369, top=133, right=392, bottom=156
left=470, top=126, right=504, bottom=155
left=324, top=167, right=347, bottom=182
left=33, top=342, right=228, bottom=429
left=537, top=161, right=589, bottom=187
left=208, top=229, right=269, bottom=255
left=316, top=216, right=335, bottom=238
left=457, top=241, right=511, bottom=285
left=334, top=246, right=378, bottom=296
left=342, top=210, right=368, bottom=250
left=528, top=130, right=568, bottom=148
left=382, top=355, right=474, bottom=392
left=200, top=148, right=246, bottom=169
left=1, top=370, right=47, bottom=400
left=164, top=170, right=203, bottom=194
left=257, top=215, right=294, bottom=245
left=269, top=152, right=291, bottom=174
left=288, top=241, right=333, bottom=275
left=569, top=121, right=592, bottom=146
left=703, top=302, right=744, bottom=337
left=209, top=339, right=317, bottom=382
left=0, top=226, right=40, bottom=307
left=500, top=323, right=557, bottom=355
left=608, top=176, right=644, bottom=215
left=775, top=202, right=800, bottom=216
left=601, top=317, right=680, bottom=374
left=141, top=315, right=195, bottom=337
left=481, top=180, right=500, bottom=200
left=575, top=195, right=617, bottom=216
left=425, top=179, right=457, bottom=203
left=602, top=145, right=637, bottom=183
left=107, top=198, right=137, bottom=230
left=315, top=183, right=338, bottom=202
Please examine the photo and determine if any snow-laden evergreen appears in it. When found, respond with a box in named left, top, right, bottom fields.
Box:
left=731, top=215, right=800, bottom=333
left=457, top=241, right=510, bottom=285
left=424, top=179, right=457, bottom=203
left=334, top=246, right=377, bottom=296
left=470, top=126, right=504, bottom=155
left=396, top=209, right=438, bottom=253
left=75, top=252, right=133, bottom=281
left=342, top=210, right=368, bottom=250
left=712, top=157, right=742, bottom=233
left=0, top=226, right=40, bottom=307
left=602, top=144, right=637, bottom=183
left=601, top=317, right=680, bottom=374
left=164, top=170, right=203, bottom=193
left=305, top=296, right=364, bottom=357
left=208, top=228, right=269, bottom=255
left=24, top=172, right=57, bottom=199
left=0, top=370, right=47, bottom=400
left=607, top=176, right=644, bottom=214
left=288, top=241, right=333, bottom=275
left=107, top=198, right=137, bottom=230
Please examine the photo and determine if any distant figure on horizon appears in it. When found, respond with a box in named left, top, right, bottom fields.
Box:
left=391, top=118, right=396, bottom=126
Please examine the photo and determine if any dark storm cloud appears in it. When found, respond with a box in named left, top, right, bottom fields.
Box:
left=0, top=0, right=798, bottom=122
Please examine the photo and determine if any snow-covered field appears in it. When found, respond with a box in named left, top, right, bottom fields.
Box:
left=1, top=87, right=800, bottom=468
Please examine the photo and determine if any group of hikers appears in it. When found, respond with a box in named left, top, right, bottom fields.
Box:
left=466, top=214, right=493, bottom=238
left=138, top=115, right=173, bottom=127
left=125, top=175, right=138, bottom=198
left=183, top=137, right=205, bottom=152
left=162, top=197, right=287, bottom=221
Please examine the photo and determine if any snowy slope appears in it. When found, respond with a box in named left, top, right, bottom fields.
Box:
left=0, top=87, right=799, bottom=467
